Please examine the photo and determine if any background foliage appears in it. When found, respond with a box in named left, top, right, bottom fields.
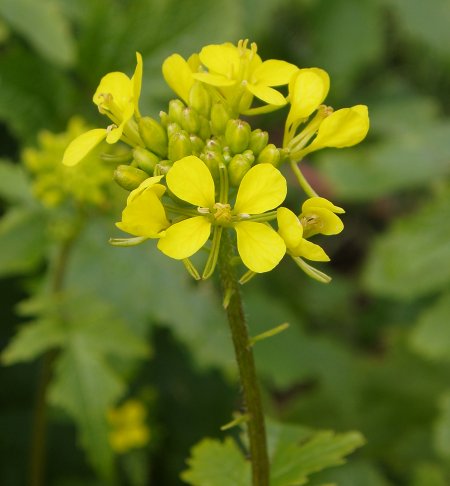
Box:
left=1, top=0, right=450, bottom=484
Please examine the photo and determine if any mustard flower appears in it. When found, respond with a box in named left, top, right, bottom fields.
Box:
left=63, top=52, right=143, bottom=167
left=115, top=175, right=169, bottom=239
left=299, top=197, right=345, bottom=238
left=157, top=156, right=287, bottom=273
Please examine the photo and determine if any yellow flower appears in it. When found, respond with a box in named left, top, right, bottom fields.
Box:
left=157, top=156, right=287, bottom=273
left=277, top=207, right=329, bottom=261
left=162, top=53, right=200, bottom=104
left=116, top=175, right=170, bottom=238
left=193, top=40, right=297, bottom=110
left=299, top=197, right=345, bottom=238
left=63, top=52, right=143, bottom=167
left=107, top=400, right=150, bottom=454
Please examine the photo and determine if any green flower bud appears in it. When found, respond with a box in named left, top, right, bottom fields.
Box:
left=133, top=147, right=159, bottom=174
left=249, top=129, right=269, bottom=156
left=228, top=154, right=251, bottom=187
left=200, top=150, right=222, bottom=182
left=138, top=116, right=168, bottom=157
left=256, top=143, right=281, bottom=167
left=225, top=119, right=251, bottom=155
left=190, top=135, right=205, bottom=156
left=241, top=149, right=255, bottom=165
left=167, top=122, right=182, bottom=138
left=198, top=116, right=212, bottom=140
left=206, top=138, right=222, bottom=153
left=159, top=111, right=170, bottom=128
left=168, top=99, right=185, bottom=124
left=180, top=107, right=200, bottom=134
left=189, top=81, right=211, bottom=117
left=210, top=101, right=231, bottom=136
left=222, top=146, right=232, bottom=165
left=155, top=159, right=173, bottom=175
left=113, top=165, right=148, bottom=191
left=168, top=130, right=192, bottom=161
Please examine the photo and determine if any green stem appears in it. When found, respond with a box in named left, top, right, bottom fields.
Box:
left=290, top=160, right=318, bottom=198
left=218, top=230, right=270, bottom=486
left=29, top=223, right=81, bottom=486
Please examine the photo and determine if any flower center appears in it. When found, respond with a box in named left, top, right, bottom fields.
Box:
left=213, top=202, right=232, bottom=224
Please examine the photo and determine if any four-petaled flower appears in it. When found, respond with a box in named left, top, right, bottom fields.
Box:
left=156, top=156, right=287, bottom=273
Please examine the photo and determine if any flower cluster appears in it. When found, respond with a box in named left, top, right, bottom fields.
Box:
left=63, top=40, right=369, bottom=282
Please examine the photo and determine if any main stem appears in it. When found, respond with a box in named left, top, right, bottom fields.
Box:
left=218, top=230, right=270, bottom=486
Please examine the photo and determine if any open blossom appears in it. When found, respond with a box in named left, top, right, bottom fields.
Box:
left=156, top=156, right=287, bottom=273
left=63, top=52, right=143, bottom=167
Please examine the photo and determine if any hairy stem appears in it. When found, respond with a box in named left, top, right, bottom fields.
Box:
left=218, top=230, right=270, bottom=486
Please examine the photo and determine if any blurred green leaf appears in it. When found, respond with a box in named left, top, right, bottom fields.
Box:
left=181, top=437, right=251, bottom=486
left=434, top=392, right=450, bottom=460
left=0, top=159, right=34, bottom=204
left=363, top=193, right=450, bottom=299
left=0, top=207, right=47, bottom=277
left=411, top=463, right=448, bottom=486
left=0, top=0, right=75, bottom=66
left=409, top=291, right=450, bottom=361
left=1, top=319, right=64, bottom=365
left=310, top=460, right=392, bottom=486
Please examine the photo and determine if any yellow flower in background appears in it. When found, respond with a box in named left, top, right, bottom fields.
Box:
left=193, top=40, right=297, bottom=110
left=107, top=400, right=150, bottom=454
left=63, top=52, right=143, bottom=167
left=299, top=197, right=345, bottom=238
left=116, top=176, right=170, bottom=238
left=277, top=207, right=329, bottom=261
left=157, top=156, right=287, bottom=273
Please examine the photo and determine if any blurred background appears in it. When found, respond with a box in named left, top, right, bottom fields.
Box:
left=1, top=0, right=450, bottom=484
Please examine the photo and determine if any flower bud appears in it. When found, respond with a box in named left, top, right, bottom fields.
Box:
left=205, top=138, right=221, bottom=153
left=159, top=111, right=170, bottom=128
left=225, top=119, right=251, bottom=155
left=180, top=107, right=200, bottom=134
left=200, top=150, right=222, bottom=182
left=168, top=130, right=192, bottom=161
left=155, top=159, right=173, bottom=175
left=133, top=147, right=159, bottom=174
left=168, top=99, right=185, bottom=124
left=190, top=135, right=204, bottom=155
left=138, top=117, right=168, bottom=157
left=249, top=129, right=269, bottom=156
left=256, top=143, right=281, bottom=167
left=198, top=116, right=212, bottom=140
left=241, top=149, right=255, bottom=166
left=167, top=122, right=182, bottom=138
left=113, top=165, right=148, bottom=191
left=189, top=81, right=211, bottom=117
left=210, top=101, right=231, bottom=135
left=228, top=154, right=251, bottom=187
left=222, top=146, right=232, bottom=165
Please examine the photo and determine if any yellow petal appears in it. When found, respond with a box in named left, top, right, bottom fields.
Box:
left=293, top=239, right=330, bottom=261
left=302, top=207, right=344, bottom=236
left=246, top=83, right=287, bottom=106
left=199, top=43, right=240, bottom=78
left=116, top=190, right=169, bottom=238
left=105, top=103, right=134, bottom=143
left=276, top=207, right=304, bottom=250
left=252, top=60, right=298, bottom=86
left=302, top=197, right=345, bottom=214
left=193, top=72, right=236, bottom=87
left=132, top=52, right=143, bottom=112
left=287, top=68, right=329, bottom=127
left=93, top=72, right=133, bottom=113
left=307, top=104, right=369, bottom=152
left=157, top=216, right=211, bottom=259
left=162, top=54, right=194, bottom=103
left=62, top=128, right=106, bottom=166
left=234, top=221, right=286, bottom=273
left=127, top=176, right=165, bottom=204
left=234, top=164, right=287, bottom=215
left=166, top=156, right=215, bottom=207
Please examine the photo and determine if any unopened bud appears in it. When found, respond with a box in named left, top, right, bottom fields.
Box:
left=190, top=135, right=205, bottom=155
left=133, top=147, right=159, bottom=174
left=249, top=129, right=269, bottom=156
left=198, top=116, right=211, bottom=140
left=241, top=149, right=255, bottom=165
left=206, top=138, right=222, bottom=153
left=155, top=159, right=173, bottom=175
left=180, top=107, right=200, bottom=134
left=222, top=146, right=232, bottom=165
left=210, top=102, right=231, bottom=136
left=168, top=99, right=185, bottom=124
left=168, top=130, right=192, bottom=161
left=228, top=154, right=251, bottom=187
left=113, top=165, right=148, bottom=191
left=189, top=81, right=211, bottom=117
left=167, top=122, right=182, bottom=138
left=201, top=150, right=222, bottom=182
left=159, top=111, right=170, bottom=128
left=138, top=117, right=168, bottom=157
left=256, top=143, right=281, bottom=167
left=225, top=119, right=251, bottom=155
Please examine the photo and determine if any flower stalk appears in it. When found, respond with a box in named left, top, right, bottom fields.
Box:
left=218, top=230, right=270, bottom=486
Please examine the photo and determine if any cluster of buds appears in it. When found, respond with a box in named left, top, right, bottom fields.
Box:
left=63, top=40, right=369, bottom=282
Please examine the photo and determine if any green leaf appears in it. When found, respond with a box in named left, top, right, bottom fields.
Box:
left=0, top=207, right=48, bottom=277
left=1, top=319, right=64, bottom=365
left=181, top=437, right=251, bottom=486
left=0, top=160, right=33, bottom=204
left=409, top=291, right=450, bottom=361
left=434, top=391, right=450, bottom=460
left=411, top=462, right=449, bottom=486
left=269, top=425, right=365, bottom=486
left=363, top=193, right=450, bottom=299
left=0, top=0, right=75, bottom=66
